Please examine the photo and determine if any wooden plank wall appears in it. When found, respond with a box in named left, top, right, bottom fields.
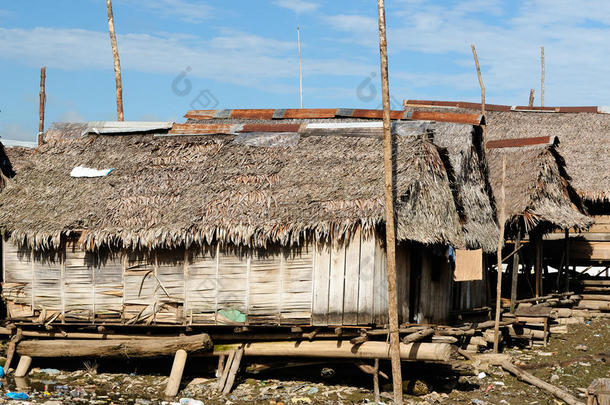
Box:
left=413, top=249, right=454, bottom=324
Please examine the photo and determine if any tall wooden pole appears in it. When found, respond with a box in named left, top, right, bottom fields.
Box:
left=377, top=1, right=403, bottom=403
left=493, top=156, right=506, bottom=353
left=540, top=46, right=545, bottom=107
left=528, top=89, right=535, bottom=107
left=297, top=26, right=303, bottom=109
left=107, top=0, right=124, bottom=121
left=471, top=44, right=486, bottom=146
left=38, top=67, right=46, bottom=146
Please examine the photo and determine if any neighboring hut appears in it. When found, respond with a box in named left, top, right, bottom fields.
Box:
left=0, top=109, right=497, bottom=328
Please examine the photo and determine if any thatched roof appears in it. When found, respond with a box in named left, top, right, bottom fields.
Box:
left=404, top=101, right=610, bottom=203
left=0, top=119, right=499, bottom=252
left=486, top=143, right=591, bottom=232
left=485, top=111, right=610, bottom=204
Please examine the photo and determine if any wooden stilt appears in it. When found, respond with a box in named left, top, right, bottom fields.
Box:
left=493, top=156, right=506, bottom=353
left=534, top=232, right=543, bottom=297
left=222, top=346, right=244, bottom=394
left=373, top=359, right=380, bottom=403
left=510, top=232, right=521, bottom=313
left=4, top=329, right=23, bottom=374
left=564, top=230, right=570, bottom=292
left=14, top=356, right=32, bottom=378
left=216, top=354, right=226, bottom=378
left=216, top=350, right=235, bottom=391
left=164, top=349, right=187, bottom=398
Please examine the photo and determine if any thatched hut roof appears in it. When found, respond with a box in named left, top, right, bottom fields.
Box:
left=486, top=142, right=591, bottom=232
left=0, top=115, right=500, bottom=252
left=404, top=101, right=610, bottom=204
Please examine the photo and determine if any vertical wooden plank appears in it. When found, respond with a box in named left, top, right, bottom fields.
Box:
left=328, top=238, right=346, bottom=325
left=373, top=236, right=388, bottom=325
left=396, top=243, right=410, bottom=324
left=278, top=253, right=284, bottom=325
left=312, top=242, right=331, bottom=326
left=357, top=234, right=375, bottom=325
left=416, top=250, right=432, bottom=323
left=281, top=245, right=314, bottom=324
left=343, top=229, right=361, bottom=325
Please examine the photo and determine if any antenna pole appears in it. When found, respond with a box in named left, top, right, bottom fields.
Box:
left=540, top=46, right=545, bottom=107
left=297, top=26, right=303, bottom=109
left=377, top=1, right=403, bottom=404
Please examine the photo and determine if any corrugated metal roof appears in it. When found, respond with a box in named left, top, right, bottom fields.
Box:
left=404, top=100, right=600, bottom=114
left=85, top=121, right=174, bottom=135
left=184, top=108, right=482, bottom=125
left=1, top=139, right=37, bottom=148
left=486, top=135, right=557, bottom=149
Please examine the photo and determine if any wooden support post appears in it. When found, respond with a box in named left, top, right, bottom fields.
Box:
left=222, top=346, right=244, bottom=394
left=377, top=1, right=402, bottom=404
left=38, top=67, right=46, bottom=146
left=373, top=358, right=380, bottom=403
left=4, top=329, right=23, bottom=374
left=564, top=230, right=570, bottom=292
left=164, top=349, right=187, bottom=398
left=14, top=356, right=32, bottom=378
left=528, top=89, right=535, bottom=107
left=493, top=157, right=506, bottom=353
left=540, top=46, right=545, bottom=107
left=216, top=350, right=235, bottom=391
left=535, top=232, right=543, bottom=297
left=510, top=232, right=521, bottom=313
left=106, top=0, right=124, bottom=121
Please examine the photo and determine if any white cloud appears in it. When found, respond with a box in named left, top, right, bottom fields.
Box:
left=273, top=0, right=319, bottom=14
left=120, top=0, right=212, bottom=23
left=58, top=110, right=86, bottom=123
left=0, top=27, right=375, bottom=90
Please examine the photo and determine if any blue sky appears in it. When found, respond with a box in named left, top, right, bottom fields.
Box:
left=2, top=0, right=610, bottom=141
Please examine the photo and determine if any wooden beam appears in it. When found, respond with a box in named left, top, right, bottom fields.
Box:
left=16, top=334, right=212, bottom=358
left=106, top=0, right=124, bottom=121
left=377, top=1, right=402, bottom=403
left=486, top=136, right=554, bottom=149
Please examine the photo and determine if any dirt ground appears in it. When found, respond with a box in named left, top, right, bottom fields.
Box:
left=0, top=318, right=607, bottom=404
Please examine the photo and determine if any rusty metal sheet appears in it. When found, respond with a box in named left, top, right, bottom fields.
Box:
left=229, top=109, right=276, bottom=120
left=169, top=123, right=235, bottom=134
left=349, top=109, right=404, bottom=119
left=410, top=111, right=482, bottom=125
left=239, top=124, right=302, bottom=133
left=404, top=100, right=512, bottom=112
left=184, top=110, right=216, bottom=119
left=281, top=109, right=338, bottom=119
left=486, top=136, right=554, bottom=149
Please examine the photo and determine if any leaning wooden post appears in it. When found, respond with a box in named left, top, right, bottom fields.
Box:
left=510, top=231, right=521, bottom=313
left=14, top=355, right=32, bottom=378
left=376, top=1, right=403, bottom=403
left=528, top=89, right=535, bottom=108
left=106, top=0, right=124, bottom=121
left=471, top=44, right=486, bottom=144
left=540, top=46, right=545, bottom=107
left=564, top=230, right=570, bottom=292
left=493, top=156, right=506, bottom=353
left=38, top=67, right=46, bottom=146
left=534, top=232, right=543, bottom=297
left=164, top=349, right=187, bottom=398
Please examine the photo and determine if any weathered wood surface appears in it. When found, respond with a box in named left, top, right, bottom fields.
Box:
left=211, top=340, right=454, bottom=361
left=577, top=300, right=610, bottom=311
left=16, top=334, right=212, bottom=357
left=164, top=349, right=187, bottom=397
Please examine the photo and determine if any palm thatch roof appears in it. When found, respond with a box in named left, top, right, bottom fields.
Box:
left=485, top=111, right=610, bottom=204
left=486, top=143, right=591, bottom=232
left=404, top=101, right=610, bottom=203
left=0, top=118, right=499, bottom=252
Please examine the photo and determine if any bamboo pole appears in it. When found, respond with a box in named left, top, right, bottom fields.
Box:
left=493, top=156, right=506, bottom=353
left=38, top=67, right=46, bottom=146
left=528, top=89, right=535, bottom=107
left=376, top=1, right=402, bottom=403
left=471, top=44, right=486, bottom=146
left=540, top=46, right=545, bottom=107
left=106, top=0, right=124, bottom=121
